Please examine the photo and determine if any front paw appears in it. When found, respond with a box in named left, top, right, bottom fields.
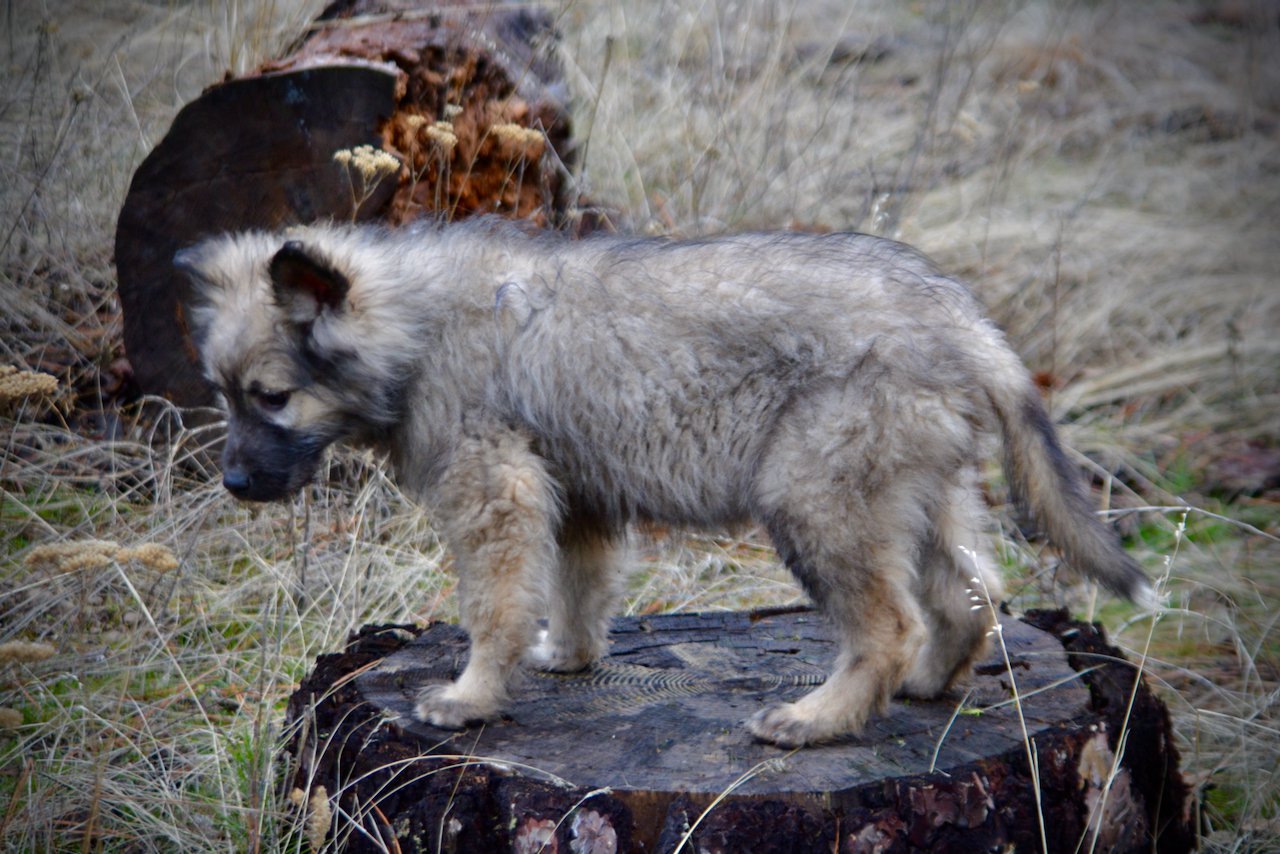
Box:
left=414, top=683, right=501, bottom=729
left=747, top=702, right=841, bottom=748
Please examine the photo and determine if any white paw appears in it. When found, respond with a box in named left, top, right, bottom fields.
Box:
left=413, top=683, right=500, bottom=729
left=746, top=701, right=861, bottom=748
left=747, top=703, right=819, bottom=748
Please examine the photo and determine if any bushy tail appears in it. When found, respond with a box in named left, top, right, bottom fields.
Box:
left=979, top=335, right=1155, bottom=607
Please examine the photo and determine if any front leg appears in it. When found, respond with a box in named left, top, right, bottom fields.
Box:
left=414, top=429, right=560, bottom=729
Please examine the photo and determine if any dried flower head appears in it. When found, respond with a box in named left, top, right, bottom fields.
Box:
left=0, top=366, right=58, bottom=404
left=288, top=785, right=332, bottom=848
left=404, top=114, right=427, bottom=130
left=116, top=543, right=180, bottom=572
left=347, top=144, right=400, bottom=182
left=25, top=540, right=121, bottom=573
left=490, top=123, right=546, bottom=158
left=306, top=786, right=332, bottom=850
left=0, top=640, right=56, bottom=665
left=425, top=121, right=458, bottom=153
left=443, top=103, right=463, bottom=119
left=25, top=539, right=178, bottom=574
left=0, top=708, right=23, bottom=729
left=333, top=144, right=401, bottom=221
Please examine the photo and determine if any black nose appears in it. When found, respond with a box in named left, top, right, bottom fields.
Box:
left=223, top=468, right=252, bottom=497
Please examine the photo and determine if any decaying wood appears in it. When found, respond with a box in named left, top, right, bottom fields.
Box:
left=263, top=0, right=576, bottom=226
left=282, top=608, right=1194, bottom=853
left=114, top=0, right=575, bottom=408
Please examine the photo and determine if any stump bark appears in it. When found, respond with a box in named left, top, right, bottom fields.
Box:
left=283, top=608, right=1194, bottom=853
left=114, top=0, right=575, bottom=408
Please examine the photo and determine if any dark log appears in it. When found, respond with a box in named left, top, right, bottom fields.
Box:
left=114, top=0, right=575, bottom=408
left=282, top=609, right=1194, bottom=853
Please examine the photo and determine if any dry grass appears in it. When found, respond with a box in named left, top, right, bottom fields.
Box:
left=1, top=0, right=1277, bottom=850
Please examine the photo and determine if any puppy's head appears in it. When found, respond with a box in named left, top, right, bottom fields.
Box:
left=176, top=232, right=364, bottom=502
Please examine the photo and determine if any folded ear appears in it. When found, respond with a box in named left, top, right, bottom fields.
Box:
left=268, top=240, right=351, bottom=324
left=173, top=245, right=207, bottom=280
left=173, top=244, right=221, bottom=300
left=173, top=243, right=222, bottom=348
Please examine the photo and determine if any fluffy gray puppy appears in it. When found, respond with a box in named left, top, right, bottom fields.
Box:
left=178, top=219, right=1151, bottom=747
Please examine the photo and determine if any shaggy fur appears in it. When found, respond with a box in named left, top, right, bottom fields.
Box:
left=177, top=218, right=1153, bottom=747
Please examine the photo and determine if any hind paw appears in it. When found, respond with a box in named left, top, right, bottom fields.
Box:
left=523, top=628, right=600, bottom=673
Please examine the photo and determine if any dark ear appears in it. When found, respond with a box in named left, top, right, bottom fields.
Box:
left=268, top=240, right=351, bottom=323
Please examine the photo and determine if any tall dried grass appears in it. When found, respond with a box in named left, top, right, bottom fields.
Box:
left=1, top=0, right=1277, bottom=850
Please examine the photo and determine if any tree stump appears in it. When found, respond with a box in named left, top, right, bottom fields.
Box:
left=283, top=608, right=1194, bottom=853
left=114, top=0, right=575, bottom=408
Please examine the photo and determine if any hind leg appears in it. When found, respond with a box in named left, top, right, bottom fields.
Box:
left=750, top=515, right=928, bottom=747
left=526, top=510, right=623, bottom=673
left=901, top=472, right=1004, bottom=699
left=746, top=376, right=983, bottom=746
left=749, top=468, right=931, bottom=748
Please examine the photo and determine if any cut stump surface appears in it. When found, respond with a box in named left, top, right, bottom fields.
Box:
left=284, top=608, right=1193, bottom=852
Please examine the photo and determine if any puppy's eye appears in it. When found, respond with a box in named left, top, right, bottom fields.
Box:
left=254, top=389, right=291, bottom=412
